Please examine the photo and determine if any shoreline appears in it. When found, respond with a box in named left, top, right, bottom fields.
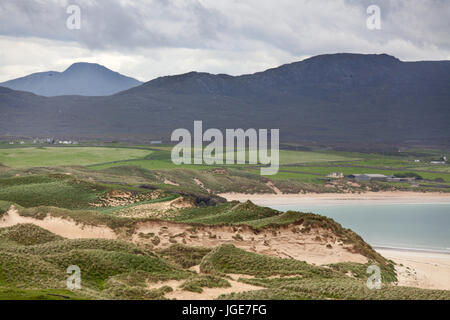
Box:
left=219, top=191, right=450, bottom=205
left=373, top=246, right=450, bottom=255
left=375, top=248, right=450, bottom=290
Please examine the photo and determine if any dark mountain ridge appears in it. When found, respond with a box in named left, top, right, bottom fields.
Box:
left=0, top=53, right=449, bottom=145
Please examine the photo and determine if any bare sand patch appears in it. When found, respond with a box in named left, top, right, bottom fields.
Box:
left=194, top=178, right=211, bottom=193
left=376, top=248, right=450, bottom=290
left=146, top=270, right=263, bottom=300
left=164, top=178, right=179, bottom=186
left=0, top=206, right=116, bottom=239
left=266, top=181, right=282, bottom=195
left=164, top=279, right=263, bottom=300
left=147, top=279, right=185, bottom=290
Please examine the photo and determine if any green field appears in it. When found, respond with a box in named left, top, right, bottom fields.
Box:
left=0, top=145, right=448, bottom=194
left=0, top=147, right=151, bottom=168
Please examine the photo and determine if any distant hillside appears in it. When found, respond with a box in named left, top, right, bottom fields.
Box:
left=0, top=53, right=449, bottom=145
left=0, top=62, right=142, bottom=96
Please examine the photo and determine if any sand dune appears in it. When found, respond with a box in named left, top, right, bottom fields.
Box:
left=134, top=220, right=368, bottom=265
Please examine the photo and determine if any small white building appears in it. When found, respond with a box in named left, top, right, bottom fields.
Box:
left=430, top=161, right=446, bottom=165
left=326, top=172, right=344, bottom=179
left=348, top=174, right=388, bottom=181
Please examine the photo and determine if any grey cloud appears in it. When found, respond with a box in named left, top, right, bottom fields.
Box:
left=0, top=0, right=228, bottom=50
left=0, top=0, right=448, bottom=82
left=0, top=0, right=448, bottom=54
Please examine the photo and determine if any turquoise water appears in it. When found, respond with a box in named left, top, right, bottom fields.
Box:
left=268, top=203, right=450, bottom=253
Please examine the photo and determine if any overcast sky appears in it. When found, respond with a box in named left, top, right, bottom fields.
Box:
left=0, top=0, right=449, bottom=82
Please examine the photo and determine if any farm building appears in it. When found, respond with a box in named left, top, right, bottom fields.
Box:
left=348, top=174, right=388, bottom=181
left=326, top=172, right=344, bottom=179
left=386, top=176, right=417, bottom=182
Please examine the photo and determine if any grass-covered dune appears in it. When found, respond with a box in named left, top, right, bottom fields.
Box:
left=0, top=225, right=192, bottom=300
left=220, top=277, right=450, bottom=300
left=1, top=199, right=387, bottom=266
left=205, top=245, right=449, bottom=300
left=1, top=225, right=449, bottom=300
left=0, top=174, right=177, bottom=209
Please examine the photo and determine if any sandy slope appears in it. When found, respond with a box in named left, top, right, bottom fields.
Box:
left=147, top=278, right=263, bottom=300
left=0, top=206, right=367, bottom=265
left=0, top=206, right=116, bottom=239
left=133, top=220, right=368, bottom=265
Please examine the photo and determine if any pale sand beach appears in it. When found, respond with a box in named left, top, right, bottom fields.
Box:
left=375, top=248, right=450, bottom=290
left=219, top=191, right=450, bottom=206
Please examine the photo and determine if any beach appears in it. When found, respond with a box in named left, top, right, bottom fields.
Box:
left=376, top=248, right=450, bottom=290
left=219, top=191, right=450, bottom=206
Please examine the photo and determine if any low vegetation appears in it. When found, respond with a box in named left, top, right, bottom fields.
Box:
left=200, top=244, right=336, bottom=277
left=156, top=244, right=211, bottom=268
left=180, top=275, right=231, bottom=293
left=0, top=225, right=191, bottom=299
left=0, top=224, right=63, bottom=246
left=221, top=277, right=450, bottom=300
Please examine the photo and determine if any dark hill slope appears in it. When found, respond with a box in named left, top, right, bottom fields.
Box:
left=0, top=54, right=449, bottom=144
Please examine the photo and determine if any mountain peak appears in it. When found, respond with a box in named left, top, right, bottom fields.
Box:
left=1, top=62, right=142, bottom=96
left=305, top=52, right=399, bottom=62
left=64, top=62, right=109, bottom=73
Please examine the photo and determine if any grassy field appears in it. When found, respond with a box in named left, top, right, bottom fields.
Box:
left=1, top=145, right=448, bottom=185
left=0, top=147, right=151, bottom=168
left=1, top=145, right=449, bottom=201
